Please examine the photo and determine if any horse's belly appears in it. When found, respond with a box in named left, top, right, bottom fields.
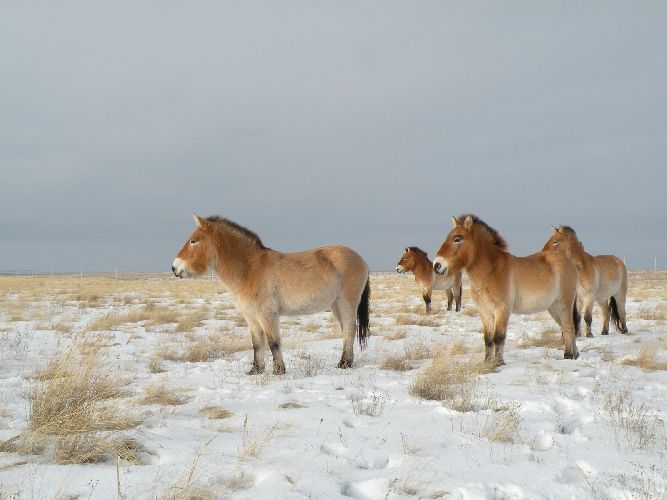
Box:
left=595, top=279, right=621, bottom=300
left=280, top=293, right=335, bottom=316
left=514, top=288, right=558, bottom=314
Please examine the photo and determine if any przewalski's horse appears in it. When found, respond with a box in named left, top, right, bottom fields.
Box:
left=395, top=247, right=462, bottom=312
left=172, top=215, right=370, bottom=374
left=433, top=214, right=580, bottom=365
left=542, top=225, right=628, bottom=336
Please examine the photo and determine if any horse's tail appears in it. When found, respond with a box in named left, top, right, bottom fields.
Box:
left=608, top=296, right=623, bottom=332
left=356, top=277, right=371, bottom=350
left=573, top=298, right=581, bottom=337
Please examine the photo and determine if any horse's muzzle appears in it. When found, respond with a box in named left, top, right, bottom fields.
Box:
left=433, top=262, right=448, bottom=275
left=396, top=266, right=403, bottom=273
left=172, top=266, right=184, bottom=278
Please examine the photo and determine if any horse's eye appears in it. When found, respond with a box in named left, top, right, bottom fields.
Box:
left=190, top=239, right=197, bottom=245
left=453, top=235, right=463, bottom=243
left=553, top=241, right=559, bottom=246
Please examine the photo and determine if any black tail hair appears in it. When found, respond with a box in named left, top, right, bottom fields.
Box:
left=356, top=277, right=371, bottom=349
left=608, top=297, right=623, bottom=332
left=573, top=299, right=581, bottom=337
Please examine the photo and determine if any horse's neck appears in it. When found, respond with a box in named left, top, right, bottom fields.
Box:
left=465, top=246, right=505, bottom=287
left=213, top=236, right=261, bottom=294
left=412, top=256, right=433, bottom=283
left=567, top=244, right=593, bottom=271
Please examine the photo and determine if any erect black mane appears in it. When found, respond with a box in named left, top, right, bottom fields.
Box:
left=206, top=216, right=266, bottom=248
left=407, top=246, right=428, bottom=258
left=560, top=225, right=577, bottom=236
left=458, top=213, right=508, bottom=251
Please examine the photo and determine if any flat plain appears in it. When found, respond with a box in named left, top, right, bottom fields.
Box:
left=0, top=271, right=665, bottom=499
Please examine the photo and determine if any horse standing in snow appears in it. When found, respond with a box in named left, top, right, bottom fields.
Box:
left=433, top=214, right=580, bottom=365
left=172, top=215, right=370, bottom=374
left=395, top=247, right=463, bottom=313
left=542, top=225, right=628, bottom=337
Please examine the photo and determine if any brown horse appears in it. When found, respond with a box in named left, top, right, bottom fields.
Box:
left=172, top=215, right=370, bottom=374
left=396, top=247, right=462, bottom=312
left=433, top=214, right=580, bottom=365
left=542, top=225, right=628, bottom=336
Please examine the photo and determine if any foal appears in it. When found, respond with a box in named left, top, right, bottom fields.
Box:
left=172, top=215, right=370, bottom=374
left=433, top=215, right=580, bottom=365
left=396, top=247, right=462, bottom=312
left=542, top=225, right=628, bottom=336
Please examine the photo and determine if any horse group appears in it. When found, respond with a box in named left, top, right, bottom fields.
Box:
left=172, top=213, right=628, bottom=373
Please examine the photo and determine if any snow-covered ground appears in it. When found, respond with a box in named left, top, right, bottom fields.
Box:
left=1, top=271, right=666, bottom=499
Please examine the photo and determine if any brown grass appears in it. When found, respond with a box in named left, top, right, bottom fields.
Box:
left=410, top=351, right=492, bottom=412
left=380, top=355, right=413, bottom=372
left=620, top=344, right=667, bottom=371
left=518, top=327, right=563, bottom=349
left=480, top=404, right=522, bottom=443
left=0, top=336, right=140, bottom=464
left=199, top=406, right=234, bottom=419
left=140, top=383, right=189, bottom=406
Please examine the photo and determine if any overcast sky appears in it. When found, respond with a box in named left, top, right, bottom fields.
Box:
left=1, top=1, right=665, bottom=272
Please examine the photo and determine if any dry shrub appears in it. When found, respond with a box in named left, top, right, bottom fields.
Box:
left=410, top=351, right=489, bottom=412
left=635, top=305, right=667, bottom=321
left=394, top=314, right=440, bottom=327
left=602, top=388, right=665, bottom=452
left=0, top=336, right=140, bottom=464
left=380, top=355, right=413, bottom=372
left=620, top=344, right=667, bottom=371
left=403, top=338, right=432, bottom=360
left=447, top=340, right=470, bottom=356
left=480, top=404, right=522, bottom=443
left=175, top=308, right=209, bottom=333
left=382, top=329, right=407, bottom=341
left=462, top=306, right=478, bottom=317
left=148, top=355, right=166, bottom=373
left=518, top=327, right=562, bottom=349
left=279, top=402, right=305, bottom=409
left=238, top=416, right=278, bottom=461
left=86, top=303, right=180, bottom=332
left=199, top=406, right=234, bottom=419
left=141, top=383, right=188, bottom=406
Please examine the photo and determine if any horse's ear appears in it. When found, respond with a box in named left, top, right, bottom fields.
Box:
left=451, top=216, right=460, bottom=228
left=551, top=225, right=559, bottom=233
left=463, top=215, right=474, bottom=230
left=404, top=247, right=410, bottom=253
left=193, top=214, right=204, bottom=228
left=557, top=225, right=565, bottom=234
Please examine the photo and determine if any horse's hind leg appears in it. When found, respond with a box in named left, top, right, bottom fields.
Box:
left=597, top=299, right=610, bottom=335
left=582, top=297, right=594, bottom=338
left=551, top=303, right=578, bottom=360
left=446, top=288, right=454, bottom=311
left=333, top=299, right=355, bottom=368
left=454, top=283, right=462, bottom=312
left=244, top=315, right=266, bottom=375
left=258, top=315, right=285, bottom=375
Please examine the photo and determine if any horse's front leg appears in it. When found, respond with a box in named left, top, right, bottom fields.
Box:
left=259, top=315, right=285, bottom=375
left=492, top=307, right=510, bottom=366
left=244, top=316, right=266, bottom=375
left=478, top=311, right=495, bottom=364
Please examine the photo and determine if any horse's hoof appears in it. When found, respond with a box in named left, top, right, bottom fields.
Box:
left=337, top=359, right=352, bottom=369
left=586, top=334, right=594, bottom=338
left=247, top=365, right=265, bottom=375
left=601, top=331, right=609, bottom=336
left=564, top=351, right=580, bottom=360
left=273, top=364, right=286, bottom=375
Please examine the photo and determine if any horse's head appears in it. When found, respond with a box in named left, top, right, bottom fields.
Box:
left=396, top=248, right=417, bottom=273
left=433, top=215, right=476, bottom=276
left=542, top=225, right=580, bottom=256
left=172, top=214, right=214, bottom=278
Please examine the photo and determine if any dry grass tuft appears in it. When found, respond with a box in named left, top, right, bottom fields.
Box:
left=480, top=404, right=522, bottom=443
left=141, top=383, right=189, bottom=406
left=380, top=355, right=413, bottom=372
left=518, top=327, right=563, bottom=349
left=410, top=351, right=490, bottom=412
left=279, top=402, right=305, bottom=409
left=403, top=338, right=433, bottom=360
left=0, top=336, right=141, bottom=464
left=620, top=344, right=667, bottom=371
left=199, top=405, right=234, bottom=419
